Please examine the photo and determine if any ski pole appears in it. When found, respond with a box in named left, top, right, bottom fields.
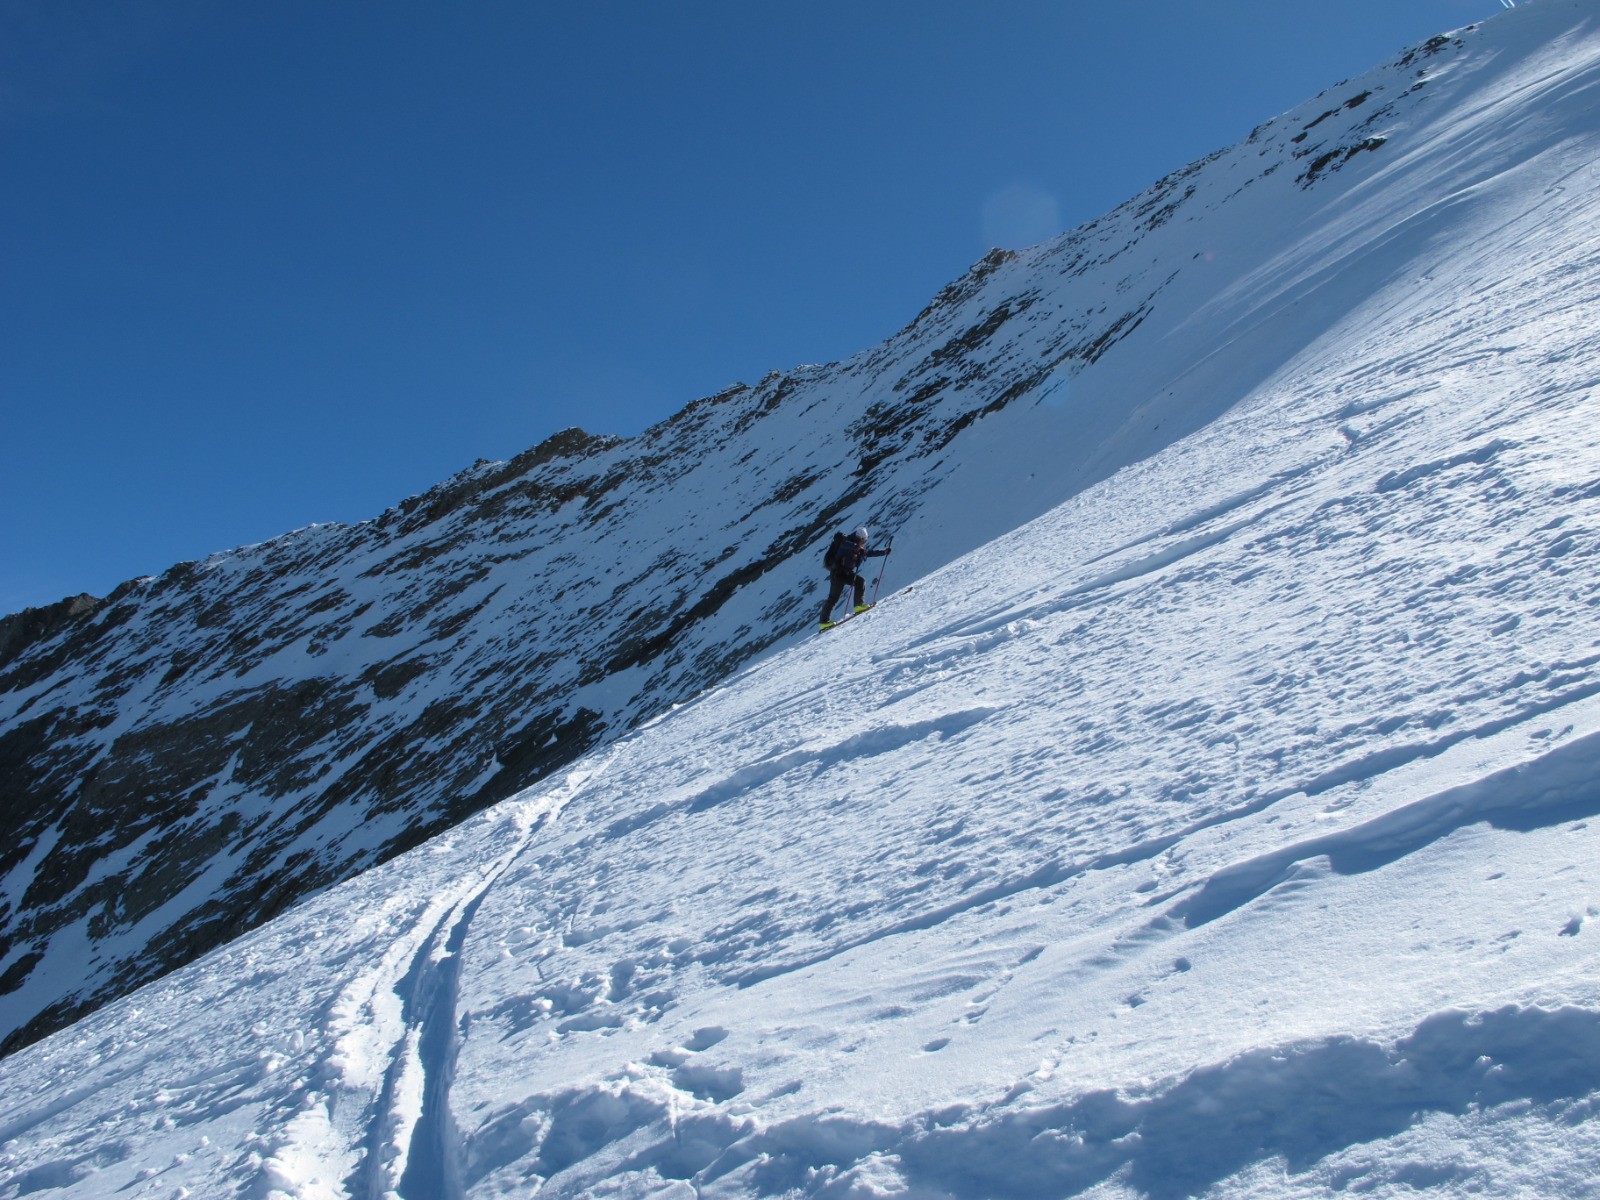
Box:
left=869, top=536, right=893, bottom=607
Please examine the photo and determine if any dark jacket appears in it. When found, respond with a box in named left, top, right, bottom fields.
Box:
left=833, top=539, right=887, bottom=578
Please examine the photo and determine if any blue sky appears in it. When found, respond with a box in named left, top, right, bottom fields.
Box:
left=2, top=0, right=1507, bottom=613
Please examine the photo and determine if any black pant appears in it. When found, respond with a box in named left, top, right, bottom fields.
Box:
left=822, top=571, right=865, bottom=621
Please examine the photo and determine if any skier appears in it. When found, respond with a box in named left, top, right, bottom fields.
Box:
left=820, top=526, right=889, bottom=631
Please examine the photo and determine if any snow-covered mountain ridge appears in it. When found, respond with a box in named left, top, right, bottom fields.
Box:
left=0, top=3, right=1508, bottom=1061
left=4, top=2, right=1600, bottom=1194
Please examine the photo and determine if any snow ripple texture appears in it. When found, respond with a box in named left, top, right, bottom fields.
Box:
left=4, top=3, right=1600, bottom=1198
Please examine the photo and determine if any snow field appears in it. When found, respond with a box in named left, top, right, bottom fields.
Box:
left=443, top=81, right=1600, bottom=1184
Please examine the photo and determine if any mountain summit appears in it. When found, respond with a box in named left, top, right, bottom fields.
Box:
left=4, top=2, right=1600, bottom=1195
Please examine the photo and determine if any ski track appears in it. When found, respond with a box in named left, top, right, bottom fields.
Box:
left=260, top=753, right=613, bottom=1200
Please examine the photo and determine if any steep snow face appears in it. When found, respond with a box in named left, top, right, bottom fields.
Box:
left=1, top=3, right=1598, bottom=1196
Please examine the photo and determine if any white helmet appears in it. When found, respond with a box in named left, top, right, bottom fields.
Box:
left=852, top=526, right=870, bottom=542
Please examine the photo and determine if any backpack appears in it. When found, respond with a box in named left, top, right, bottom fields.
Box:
left=822, top=532, right=849, bottom=573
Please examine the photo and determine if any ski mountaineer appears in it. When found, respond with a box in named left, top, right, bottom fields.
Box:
left=820, top=526, right=889, bottom=631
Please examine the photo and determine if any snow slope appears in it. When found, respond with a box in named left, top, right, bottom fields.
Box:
left=4, top=1, right=1600, bottom=1196
left=2, top=0, right=1583, bottom=1068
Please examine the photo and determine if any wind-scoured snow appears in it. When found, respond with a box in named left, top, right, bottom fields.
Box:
left=4, top=2, right=1600, bottom=1197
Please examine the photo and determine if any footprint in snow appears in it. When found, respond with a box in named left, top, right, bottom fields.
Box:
left=684, top=1025, right=729, bottom=1051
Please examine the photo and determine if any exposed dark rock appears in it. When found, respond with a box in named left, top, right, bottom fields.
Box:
left=1299, top=136, right=1389, bottom=187
left=0, top=593, right=103, bottom=671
